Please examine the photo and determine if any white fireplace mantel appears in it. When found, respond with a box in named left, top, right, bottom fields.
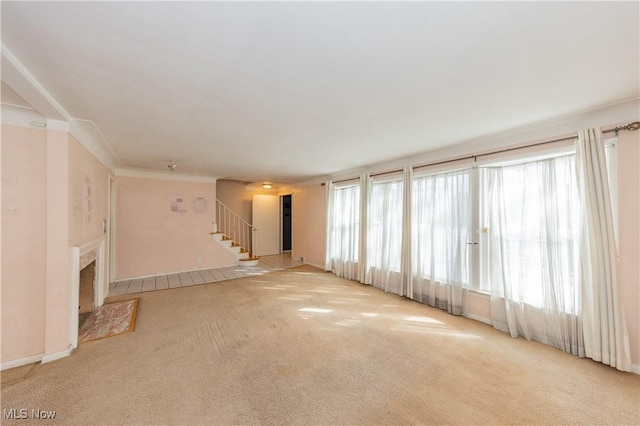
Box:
left=69, top=237, right=106, bottom=351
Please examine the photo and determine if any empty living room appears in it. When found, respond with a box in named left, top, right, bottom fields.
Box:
left=1, top=1, right=639, bottom=425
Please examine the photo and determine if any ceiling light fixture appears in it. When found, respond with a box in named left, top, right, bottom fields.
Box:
left=168, top=160, right=177, bottom=171
left=262, top=183, right=273, bottom=189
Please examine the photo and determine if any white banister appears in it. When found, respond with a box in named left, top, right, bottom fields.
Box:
left=215, top=200, right=254, bottom=254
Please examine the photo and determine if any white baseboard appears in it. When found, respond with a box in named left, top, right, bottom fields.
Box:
left=41, top=347, right=72, bottom=364
left=631, top=363, right=640, bottom=375
left=464, top=312, right=492, bottom=325
left=303, top=261, right=325, bottom=270
left=1, top=353, right=43, bottom=371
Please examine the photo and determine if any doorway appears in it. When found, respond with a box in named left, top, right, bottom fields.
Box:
left=252, top=194, right=281, bottom=256
left=251, top=193, right=293, bottom=256
left=281, top=194, right=292, bottom=252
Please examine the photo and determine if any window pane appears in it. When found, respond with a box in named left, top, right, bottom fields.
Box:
left=367, top=179, right=403, bottom=273
left=412, top=170, right=471, bottom=286
left=482, top=155, right=580, bottom=311
left=329, top=185, right=360, bottom=262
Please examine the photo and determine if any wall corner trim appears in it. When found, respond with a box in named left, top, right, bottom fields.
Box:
left=46, top=119, right=70, bottom=132
left=41, top=347, right=73, bottom=365
left=1, top=43, right=71, bottom=121
left=0, top=354, right=44, bottom=371
left=69, top=120, right=121, bottom=172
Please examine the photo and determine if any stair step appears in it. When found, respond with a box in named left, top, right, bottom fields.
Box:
left=237, top=256, right=259, bottom=267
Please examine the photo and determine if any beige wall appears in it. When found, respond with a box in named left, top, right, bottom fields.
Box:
left=217, top=180, right=296, bottom=256
left=216, top=179, right=291, bottom=224
left=115, top=176, right=235, bottom=279
left=292, top=183, right=326, bottom=268
left=1, top=125, right=48, bottom=362
left=216, top=180, right=253, bottom=224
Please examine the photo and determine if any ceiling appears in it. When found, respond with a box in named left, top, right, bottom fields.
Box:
left=1, top=1, right=638, bottom=183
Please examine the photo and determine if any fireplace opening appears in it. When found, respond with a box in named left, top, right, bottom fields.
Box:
left=78, top=260, right=96, bottom=330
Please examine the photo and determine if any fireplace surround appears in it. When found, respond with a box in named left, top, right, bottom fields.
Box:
left=70, top=238, right=106, bottom=350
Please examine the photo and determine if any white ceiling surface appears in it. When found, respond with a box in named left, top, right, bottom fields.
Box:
left=2, top=2, right=638, bottom=183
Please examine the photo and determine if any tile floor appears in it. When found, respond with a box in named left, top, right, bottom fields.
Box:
left=108, top=253, right=303, bottom=297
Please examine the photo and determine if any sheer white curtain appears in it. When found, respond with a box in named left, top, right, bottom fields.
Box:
left=365, top=176, right=404, bottom=293
left=484, top=156, right=584, bottom=356
left=575, top=128, right=631, bottom=371
left=325, top=180, right=361, bottom=281
left=411, top=169, right=470, bottom=315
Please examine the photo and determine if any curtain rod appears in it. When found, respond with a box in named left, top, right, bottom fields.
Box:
left=329, top=122, right=639, bottom=184
left=413, top=121, right=640, bottom=172
left=331, top=168, right=403, bottom=185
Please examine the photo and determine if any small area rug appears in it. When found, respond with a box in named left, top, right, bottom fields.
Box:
left=79, top=299, right=139, bottom=343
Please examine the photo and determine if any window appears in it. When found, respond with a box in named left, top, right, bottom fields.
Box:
left=326, top=183, right=360, bottom=280
left=412, top=169, right=471, bottom=286
left=365, top=178, right=404, bottom=292
left=481, top=155, right=580, bottom=312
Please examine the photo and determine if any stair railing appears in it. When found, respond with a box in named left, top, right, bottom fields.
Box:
left=215, top=200, right=254, bottom=254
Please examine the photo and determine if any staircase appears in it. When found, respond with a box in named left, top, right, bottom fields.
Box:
left=212, top=200, right=259, bottom=266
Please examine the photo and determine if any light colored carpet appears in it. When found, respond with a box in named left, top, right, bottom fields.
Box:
left=0, top=363, right=37, bottom=385
left=78, top=299, right=139, bottom=343
left=1, top=265, right=638, bottom=425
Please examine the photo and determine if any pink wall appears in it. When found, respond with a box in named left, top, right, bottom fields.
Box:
left=617, top=130, right=640, bottom=367
left=44, top=128, right=70, bottom=357
left=115, top=176, right=235, bottom=279
left=1, top=125, right=47, bottom=362
left=67, top=134, right=112, bottom=322
left=68, top=135, right=111, bottom=247
left=1, top=124, right=116, bottom=366
left=292, top=183, right=326, bottom=268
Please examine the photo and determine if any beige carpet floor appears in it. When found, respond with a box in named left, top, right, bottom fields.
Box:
left=1, top=265, right=639, bottom=425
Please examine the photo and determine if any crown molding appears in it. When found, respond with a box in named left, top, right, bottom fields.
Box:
left=46, top=119, right=70, bottom=132
left=1, top=102, right=45, bottom=128
left=1, top=43, right=71, bottom=121
left=115, top=168, right=219, bottom=183
left=69, top=119, right=121, bottom=172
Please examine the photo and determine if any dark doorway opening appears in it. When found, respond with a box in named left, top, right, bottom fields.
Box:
left=78, top=260, right=96, bottom=330
left=281, top=194, right=292, bottom=252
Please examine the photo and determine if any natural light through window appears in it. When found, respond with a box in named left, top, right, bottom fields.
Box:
left=298, top=308, right=333, bottom=314
left=404, top=316, right=443, bottom=325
